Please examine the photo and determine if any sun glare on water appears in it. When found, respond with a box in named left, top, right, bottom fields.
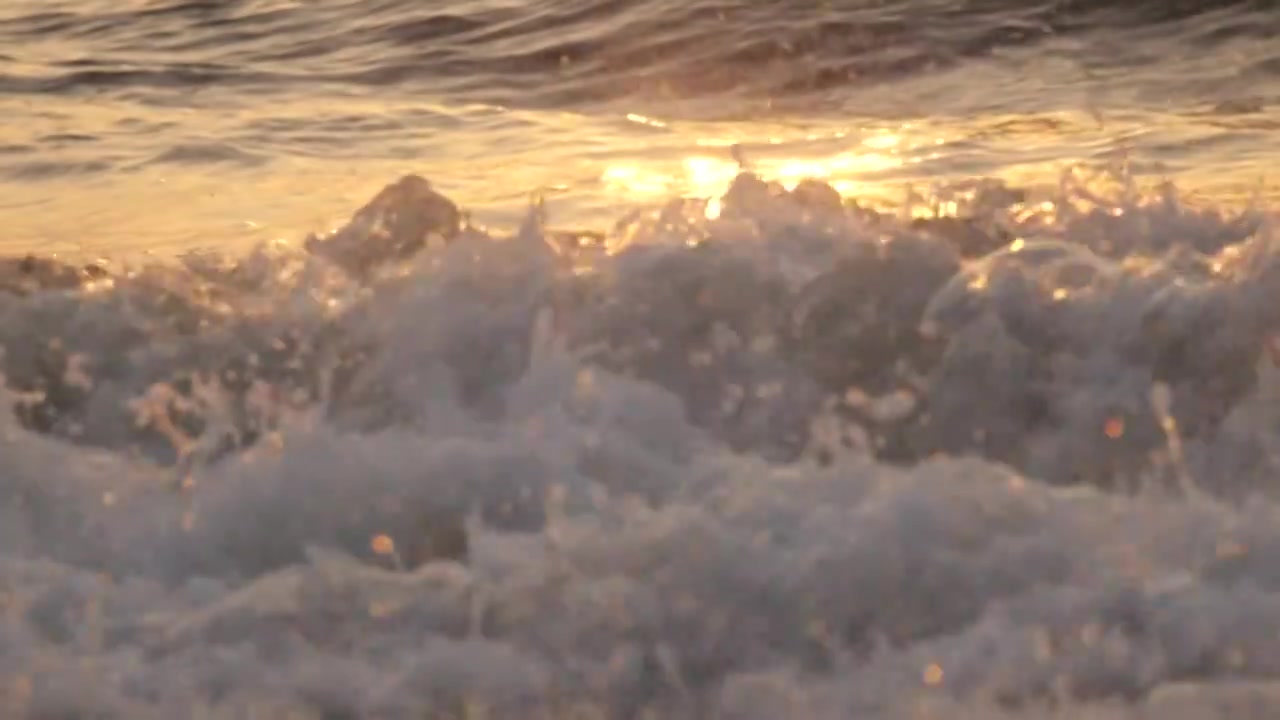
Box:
left=602, top=122, right=910, bottom=219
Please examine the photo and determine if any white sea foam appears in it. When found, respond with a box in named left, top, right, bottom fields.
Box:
left=1, top=165, right=1279, bottom=718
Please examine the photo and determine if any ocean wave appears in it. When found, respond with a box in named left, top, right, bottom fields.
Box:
left=2, top=0, right=1274, bottom=105
left=2, top=165, right=1280, bottom=716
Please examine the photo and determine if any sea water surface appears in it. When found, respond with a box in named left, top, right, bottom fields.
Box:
left=1, top=0, right=1277, bottom=254
left=3, top=1, right=1280, bottom=718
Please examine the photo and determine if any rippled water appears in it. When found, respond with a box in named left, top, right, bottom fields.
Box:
left=4, top=1, right=1280, bottom=718
left=1, top=0, right=1277, bottom=254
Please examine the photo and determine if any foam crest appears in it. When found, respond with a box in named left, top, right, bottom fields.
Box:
left=0, top=166, right=1279, bottom=717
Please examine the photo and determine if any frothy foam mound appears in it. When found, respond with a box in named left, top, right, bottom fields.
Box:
left=2, top=167, right=1280, bottom=717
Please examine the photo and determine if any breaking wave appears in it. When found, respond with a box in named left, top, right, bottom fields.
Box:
left=3, top=163, right=1280, bottom=717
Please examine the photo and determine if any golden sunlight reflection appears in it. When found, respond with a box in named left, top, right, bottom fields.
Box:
left=625, top=113, right=669, bottom=129
left=705, top=196, right=722, bottom=220
left=601, top=133, right=907, bottom=212
left=6, top=91, right=1271, bottom=259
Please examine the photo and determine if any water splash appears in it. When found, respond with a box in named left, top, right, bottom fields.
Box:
left=0, top=163, right=1278, bottom=717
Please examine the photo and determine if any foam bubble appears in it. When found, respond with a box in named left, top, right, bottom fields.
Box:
left=0, top=165, right=1278, bottom=717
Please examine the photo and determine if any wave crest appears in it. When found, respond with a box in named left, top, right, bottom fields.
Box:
left=1, top=165, right=1280, bottom=716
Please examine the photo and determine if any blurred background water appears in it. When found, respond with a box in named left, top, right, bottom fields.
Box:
left=0, top=0, right=1276, bottom=256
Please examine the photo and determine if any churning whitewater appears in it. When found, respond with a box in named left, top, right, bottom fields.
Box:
left=2, top=165, right=1280, bottom=718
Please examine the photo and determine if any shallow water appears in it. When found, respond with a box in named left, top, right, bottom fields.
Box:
left=1, top=0, right=1277, bottom=255
left=4, top=1, right=1280, bottom=718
